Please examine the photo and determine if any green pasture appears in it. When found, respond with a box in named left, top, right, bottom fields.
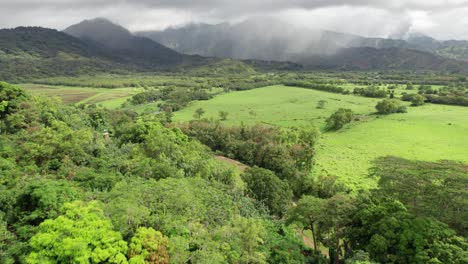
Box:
left=174, top=85, right=468, bottom=189
left=174, top=85, right=384, bottom=127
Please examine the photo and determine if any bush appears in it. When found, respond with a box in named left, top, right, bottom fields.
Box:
left=326, top=108, right=354, bottom=131
left=353, top=86, right=387, bottom=98
left=375, top=99, right=407, bottom=115
left=411, top=94, right=425, bottom=106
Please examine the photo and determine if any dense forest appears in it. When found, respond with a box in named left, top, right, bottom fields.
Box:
left=1, top=80, right=467, bottom=263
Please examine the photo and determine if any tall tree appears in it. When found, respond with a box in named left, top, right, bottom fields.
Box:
left=348, top=197, right=468, bottom=264
left=287, top=195, right=326, bottom=251
left=242, top=167, right=292, bottom=216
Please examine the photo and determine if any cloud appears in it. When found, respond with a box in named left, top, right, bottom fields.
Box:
left=275, top=6, right=414, bottom=38
left=0, top=0, right=468, bottom=39
left=6, top=0, right=467, bottom=11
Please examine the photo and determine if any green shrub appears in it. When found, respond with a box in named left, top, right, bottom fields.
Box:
left=326, top=108, right=354, bottom=131
left=375, top=99, right=407, bottom=115
left=411, top=94, right=425, bottom=106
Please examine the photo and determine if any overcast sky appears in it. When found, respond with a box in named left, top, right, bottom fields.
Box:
left=1, top=0, right=467, bottom=40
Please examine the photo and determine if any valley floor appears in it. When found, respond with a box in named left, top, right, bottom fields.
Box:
left=174, top=85, right=468, bottom=189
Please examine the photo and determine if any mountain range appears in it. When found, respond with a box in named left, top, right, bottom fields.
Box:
left=136, top=18, right=468, bottom=72
left=138, top=18, right=468, bottom=63
left=1, top=17, right=468, bottom=81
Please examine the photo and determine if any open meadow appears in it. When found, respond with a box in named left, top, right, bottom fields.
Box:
left=174, top=85, right=468, bottom=189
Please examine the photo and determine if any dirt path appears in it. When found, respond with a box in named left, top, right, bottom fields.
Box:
left=215, top=155, right=249, bottom=172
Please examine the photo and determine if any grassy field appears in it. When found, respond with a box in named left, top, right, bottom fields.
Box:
left=174, top=85, right=384, bottom=127
left=174, top=85, right=468, bottom=189
left=21, top=83, right=143, bottom=108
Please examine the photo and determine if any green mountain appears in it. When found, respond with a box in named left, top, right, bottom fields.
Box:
left=0, top=19, right=216, bottom=82
left=0, top=27, right=123, bottom=81
left=64, top=18, right=208, bottom=69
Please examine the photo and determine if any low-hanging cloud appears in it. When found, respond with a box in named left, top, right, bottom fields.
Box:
left=1, top=0, right=468, bottom=40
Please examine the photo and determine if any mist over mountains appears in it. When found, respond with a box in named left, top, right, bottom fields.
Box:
left=2, top=17, right=468, bottom=82
left=138, top=17, right=468, bottom=64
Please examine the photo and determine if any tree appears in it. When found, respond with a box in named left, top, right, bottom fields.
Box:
left=242, top=167, right=292, bottom=216
left=193, top=108, right=205, bottom=119
left=326, top=108, right=354, bottom=131
left=316, top=100, right=327, bottom=109
left=0, top=82, right=27, bottom=118
left=411, top=94, right=425, bottom=106
left=371, top=156, right=468, bottom=235
left=219, top=217, right=268, bottom=264
left=287, top=195, right=326, bottom=251
left=406, top=82, right=414, bottom=90
left=218, top=111, right=228, bottom=121
left=348, top=198, right=467, bottom=264
left=375, top=99, right=407, bottom=115
left=27, top=201, right=128, bottom=264
left=321, top=195, right=355, bottom=264
left=128, top=227, right=169, bottom=264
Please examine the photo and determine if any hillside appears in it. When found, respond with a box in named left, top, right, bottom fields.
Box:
left=64, top=18, right=207, bottom=69
left=299, top=47, right=468, bottom=72
left=0, top=20, right=218, bottom=82
left=0, top=27, right=124, bottom=81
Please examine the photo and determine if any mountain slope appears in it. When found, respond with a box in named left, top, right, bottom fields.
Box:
left=0, top=27, right=124, bottom=81
left=64, top=18, right=208, bottom=68
left=0, top=20, right=216, bottom=81
left=299, top=47, right=468, bottom=72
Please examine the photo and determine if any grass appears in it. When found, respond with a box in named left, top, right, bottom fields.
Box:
left=315, top=104, right=468, bottom=189
left=174, top=85, right=383, bottom=127
left=21, top=83, right=143, bottom=108
left=174, top=85, right=468, bottom=190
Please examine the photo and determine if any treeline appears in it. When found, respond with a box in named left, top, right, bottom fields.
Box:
left=283, top=80, right=391, bottom=99
left=128, top=86, right=215, bottom=111
left=282, top=80, right=348, bottom=94
left=407, top=84, right=468, bottom=107
left=423, top=85, right=468, bottom=106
